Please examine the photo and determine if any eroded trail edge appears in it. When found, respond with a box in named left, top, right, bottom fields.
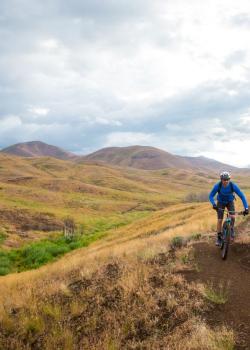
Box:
left=183, top=223, right=250, bottom=350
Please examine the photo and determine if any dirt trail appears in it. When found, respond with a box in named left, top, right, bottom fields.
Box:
left=183, top=222, right=250, bottom=349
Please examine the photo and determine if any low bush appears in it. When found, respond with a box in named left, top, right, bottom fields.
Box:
left=0, top=231, right=7, bottom=245
left=190, top=233, right=202, bottom=241
left=0, top=252, right=12, bottom=276
left=184, top=192, right=208, bottom=203
left=20, top=241, right=71, bottom=269
left=171, top=236, right=184, bottom=249
left=0, top=230, right=108, bottom=275
left=203, top=283, right=228, bottom=304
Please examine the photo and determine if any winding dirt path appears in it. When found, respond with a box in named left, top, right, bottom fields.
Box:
left=183, top=222, right=250, bottom=349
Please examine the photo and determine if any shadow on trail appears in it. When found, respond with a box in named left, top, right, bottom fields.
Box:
left=182, top=240, right=250, bottom=349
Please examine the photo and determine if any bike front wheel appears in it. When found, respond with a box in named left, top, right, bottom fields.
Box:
left=221, top=226, right=230, bottom=260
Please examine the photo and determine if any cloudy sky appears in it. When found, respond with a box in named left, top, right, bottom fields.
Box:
left=1, top=0, right=250, bottom=166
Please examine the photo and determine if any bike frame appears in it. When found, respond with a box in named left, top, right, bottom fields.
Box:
left=217, top=209, right=244, bottom=260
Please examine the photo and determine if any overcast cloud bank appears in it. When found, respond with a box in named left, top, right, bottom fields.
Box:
left=1, top=0, right=250, bottom=166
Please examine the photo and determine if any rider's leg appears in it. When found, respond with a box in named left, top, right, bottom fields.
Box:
left=217, top=219, right=223, bottom=234
left=216, top=220, right=223, bottom=246
left=216, top=202, right=224, bottom=245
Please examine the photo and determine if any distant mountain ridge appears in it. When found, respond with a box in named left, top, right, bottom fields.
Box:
left=1, top=141, right=76, bottom=160
left=81, top=145, right=236, bottom=172
left=1, top=141, right=237, bottom=171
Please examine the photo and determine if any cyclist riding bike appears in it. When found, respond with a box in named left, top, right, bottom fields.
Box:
left=209, top=171, right=249, bottom=246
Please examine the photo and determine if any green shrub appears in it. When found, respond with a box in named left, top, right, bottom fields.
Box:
left=171, top=236, right=184, bottom=249
left=0, top=266, right=11, bottom=276
left=20, top=241, right=71, bottom=269
left=24, top=316, right=45, bottom=338
left=203, top=284, right=228, bottom=304
left=181, top=254, right=189, bottom=264
left=0, top=214, right=133, bottom=275
left=184, top=192, right=208, bottom=203
left=0, top=252, right=12, bottom=275
left=68, top=241, right=82, bottom=250
left=190, top=233, right=202, bottom=241
left=0, top=229, right=109, bottom=275
left=0, top=231, right=7, bottom=245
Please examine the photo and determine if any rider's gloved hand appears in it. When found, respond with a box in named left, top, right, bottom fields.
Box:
left=243, top=208, right=249, bottom=216
left=213, top=204, right=218, bottom=211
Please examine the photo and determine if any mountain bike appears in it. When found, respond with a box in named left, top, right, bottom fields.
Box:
left=218, top=209, right=244, bottom=260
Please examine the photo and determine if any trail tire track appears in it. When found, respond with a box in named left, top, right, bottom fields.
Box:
left=183, top=223, right=250, bottom=349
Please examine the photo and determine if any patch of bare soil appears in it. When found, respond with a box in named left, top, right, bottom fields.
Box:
left=182, top=238, right=250, bottom=349
left=0, top=208, right=63, bottom=232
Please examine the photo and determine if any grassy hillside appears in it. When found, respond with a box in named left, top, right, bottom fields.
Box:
left=1, top=202, right=247, bottom=349
left=0, top=154, right=249, bottom=272
left=1, top=154, right=250, bottom=348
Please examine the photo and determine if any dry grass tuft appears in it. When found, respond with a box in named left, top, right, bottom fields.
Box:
left=167, top=319, right=235, bottom=350
left=1, top=156, right=248, bottom=348
left=0, top=244, right=235, bottom=349
left=199, top=282, right=229, bottom=305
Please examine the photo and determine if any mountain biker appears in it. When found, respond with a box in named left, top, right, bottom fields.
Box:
left=209, top=171, right=249, bottom=246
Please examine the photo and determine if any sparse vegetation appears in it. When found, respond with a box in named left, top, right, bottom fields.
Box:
left=1, top=155, right=250, bottom=348
left=190, top=232, right=202, bottom=241
left=0, top=231, right=6, bottom=245
left=0, top=252, right=12, bottom=275
left=185, top=191, right=209, bottom=203
left=0, top=230, right=109, bottom=274
left=0, top=251, right=233, bottom=349
left=202, top=283, right=229, bottom=304
left=171, top=235, right=185, bottom=249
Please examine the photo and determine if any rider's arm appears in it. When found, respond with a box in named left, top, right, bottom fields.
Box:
left=233, top=183, right=248, bottom=209
left=209, top=183, right=219, bottom=206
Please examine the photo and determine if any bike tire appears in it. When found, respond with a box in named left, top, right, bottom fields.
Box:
left=221, top=226, right=230, bottom=260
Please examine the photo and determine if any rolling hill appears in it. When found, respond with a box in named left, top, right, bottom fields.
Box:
left=1, top=141, right=76, bottom=160
left=81, top=145, right=237, bottom=172
left=1, top=153, right=250, bottom=349
left=1, top=142, right=238, bottom=172
left=1, top=151, right=249, bottom=255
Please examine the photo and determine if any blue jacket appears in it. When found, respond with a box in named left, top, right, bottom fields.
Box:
left=209, top=181, right=248, bottom=209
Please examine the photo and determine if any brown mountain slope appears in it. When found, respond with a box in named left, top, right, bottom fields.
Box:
left=0, top=152, right=217, bottom=249
left=1, top=141, right=76, bottom=160
left=1, top=142, right=239, bottom=172
left=81, top=145, right=237, bottom=172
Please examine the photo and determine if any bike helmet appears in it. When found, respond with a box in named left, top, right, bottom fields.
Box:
left=220, top=171, right=231, bottom=180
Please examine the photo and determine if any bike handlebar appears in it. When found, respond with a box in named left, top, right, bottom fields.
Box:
left=217, top=208, right=244, bottom=215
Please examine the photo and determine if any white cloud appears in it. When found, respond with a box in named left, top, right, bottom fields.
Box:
left=40, top=38, right=60, bottom=50
left=94, top=117, right=122, bottom=126
left=1, top=0, right=250, bottom=166
left=211, top=127, right=227, bottom=134
left=165, top=123, right=182, bottom=132
left=28, top=107, right=50, bottom=116
left=202, top=139, right=250, bottom=168
left=104, top=132, right=155, bottom=147
left=0, top=115, right=22, bottom=130
left=240, top=112, right=250, bottom=125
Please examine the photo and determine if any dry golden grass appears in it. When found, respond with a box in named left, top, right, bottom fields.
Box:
left=0, top=197, right=248, bottom=304
left=1, top=200, right=246, bottom=348
left=1, top=154, right=250, bottom=348
left=0, top=200, right=245, bottom=313
left=0, top=239, right=234, bottom=349
left=165, top=320, right=234, bottom=350
left=1, top=154, right=213, bottom=249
